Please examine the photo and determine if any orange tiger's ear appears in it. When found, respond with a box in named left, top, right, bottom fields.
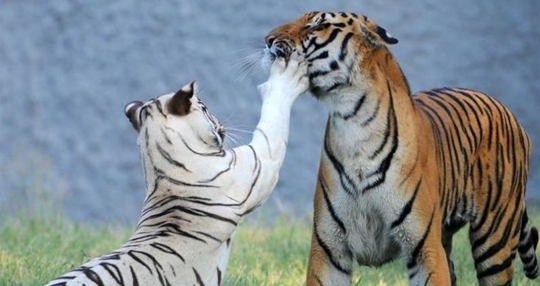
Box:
left=168, top=80, right=196, bottom=116
left=362, top=17, right=398, bottom=46
left=375, top=26, right=398, bottom=45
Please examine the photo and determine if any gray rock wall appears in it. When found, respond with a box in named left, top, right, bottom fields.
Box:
left=1, top=0, right=539, bottom=223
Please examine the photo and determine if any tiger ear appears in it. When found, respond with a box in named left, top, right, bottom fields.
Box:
left=168, top=80, right=196, bottom=116
left=124, top=101, right=144, bottom=132
left=362, top=17, right=399, bottom=46
left=375, top=25, right=398, bottom=45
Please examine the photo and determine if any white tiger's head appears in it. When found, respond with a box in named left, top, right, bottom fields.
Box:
left=124, top=81, right=225, bottom=152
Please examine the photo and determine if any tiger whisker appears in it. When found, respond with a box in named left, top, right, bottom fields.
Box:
left=225, top=127, right=253, bottom=134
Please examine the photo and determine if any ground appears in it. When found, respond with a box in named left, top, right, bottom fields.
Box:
left=1, top=209, right=539, bottom=285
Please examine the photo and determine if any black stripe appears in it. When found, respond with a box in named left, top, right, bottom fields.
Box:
left=310, top=51, right=329, bottom=61
left=230, top=146, right=262, bottom=207
left=133, top=250, right=170, bottom=286
left=150, top=242, right=185, bottom=262
left=306, top=28, right=342, bottom=52
left=130, top=266, right=139, bottom=286
left=407, top=208, right=435, bottom=269
left=326, top=82, right=342, bottom=92
left=154, top=100, right=166, bottom=117
left=180, top=136, right=226, bottom=157
left=361, top=97, right=381, bottom=126
left=156, top=143, right=191, bottom=172
left=340, top=94, right=366, bottom=120
left=256, top=127, right=272, bottom=158
left=339, top=32, right=354, bottom=61
left=197, top=161, right=232, bottom=183
left=100, top=263, right=124, bottom=286
left=471, top=180, right=493, bottom=232
left=309, top=69, right=331, bottom=80
left=247, top=145, right=259, bottom=172
left=324, top=130, right=357, bottom=195
left=423, top=272, right=433, bottom=286
left=160, top=127, right=173, bottom=145
left=319, top=175, right=347, bottom=233
left=391, top=179, right=422, bottom=229
left=472, top=205, right=507, bottom=250
left=314, top=222, right=351, bottom=275
left=332, top=22, right=346, bottom=28
left=156, top=167, right=218, bottom=188
left=315, top=275, right=324, bottom=286
left=217, top=267, right=223, bottom=286
left=193, top=267, right=205, bottom=286
left=81, top=267, right=105, bottom=286
left=475, top=194, right=521, bottom=265
left=477, top=255, right=514, bottom=279
left=193, top=231, right=222, bottom=243
left=368, top=93, right=393, bottom=159
left=362, top=81, right=399, bottom=193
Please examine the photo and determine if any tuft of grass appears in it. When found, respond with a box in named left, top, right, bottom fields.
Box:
left=0, top=216, right=130, bottom=286
left=1, top=211, right=539, bottom=285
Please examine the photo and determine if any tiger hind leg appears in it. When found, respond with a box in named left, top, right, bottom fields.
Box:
left=518, top=209, right=539, bottom=279
left=468, top=210, right=521, bottom=286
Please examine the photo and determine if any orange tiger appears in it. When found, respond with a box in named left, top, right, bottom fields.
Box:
left=263, top=11, right=538, bottom=286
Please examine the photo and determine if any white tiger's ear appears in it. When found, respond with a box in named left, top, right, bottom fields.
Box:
left=125, top=101, right=144, bottom=132
left=168, top=80, right=196, bottom=116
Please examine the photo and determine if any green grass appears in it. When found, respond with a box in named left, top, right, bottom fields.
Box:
left=1, top=212, right=539, bottom=286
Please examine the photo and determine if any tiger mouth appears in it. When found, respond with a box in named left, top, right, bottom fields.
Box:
left=268, top=41, right=293, bottom=60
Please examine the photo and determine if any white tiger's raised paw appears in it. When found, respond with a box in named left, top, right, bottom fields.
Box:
left=258, top=52, right=309, bottom=103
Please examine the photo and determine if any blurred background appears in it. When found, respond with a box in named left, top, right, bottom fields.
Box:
left=1, top=0, right=539, bottom=224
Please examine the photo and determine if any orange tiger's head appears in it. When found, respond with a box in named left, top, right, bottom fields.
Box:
left=263, top=12, right=399, bottom=97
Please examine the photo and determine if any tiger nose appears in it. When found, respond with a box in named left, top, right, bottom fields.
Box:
left=265, top=34, right=277, bottom=47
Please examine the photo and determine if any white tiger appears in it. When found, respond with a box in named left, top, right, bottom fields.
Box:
left=44, top=55, right=308, bottom=286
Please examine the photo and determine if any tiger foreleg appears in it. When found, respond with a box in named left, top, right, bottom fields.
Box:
left=306, top=224, right=352, bottom=286
left=230, top=54, right=308, bottom=212
left=404, top=209, right=452, bottom=286
left=442, top=231, right=458, bottom=286
left=406, top=239, right=451, bottom=286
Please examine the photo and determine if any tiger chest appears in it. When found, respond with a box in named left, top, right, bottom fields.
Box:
left=341, top=190, right=402, bottom=266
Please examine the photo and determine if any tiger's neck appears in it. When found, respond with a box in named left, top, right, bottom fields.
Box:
left=315, top=47, right=413, bottom=120
left=320, top=47, right=421, bottom=178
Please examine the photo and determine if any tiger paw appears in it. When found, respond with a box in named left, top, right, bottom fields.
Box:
left=258, top=52, right=309, bottom=104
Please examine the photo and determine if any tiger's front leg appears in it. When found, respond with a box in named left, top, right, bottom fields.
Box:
left=403, top=207, right=452, bottom=286
left=306, top=182, right=353, bottom=286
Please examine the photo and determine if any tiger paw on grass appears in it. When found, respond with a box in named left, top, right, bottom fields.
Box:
left=44, top=56, right=308, bottom=286
left=264, top=11, right=539, bottom=286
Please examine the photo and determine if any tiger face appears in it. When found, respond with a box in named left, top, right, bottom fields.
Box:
left=263, top=12, right=398, bottom=97
left=124, top=81, right=225, bottom=150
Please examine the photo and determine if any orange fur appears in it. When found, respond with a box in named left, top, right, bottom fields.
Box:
left=266, top=11, right=538, bottom=286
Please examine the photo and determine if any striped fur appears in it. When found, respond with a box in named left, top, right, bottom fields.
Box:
left=264, top=11, right=538, bottom=286
left=45, top=60, right=308, bottom=286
